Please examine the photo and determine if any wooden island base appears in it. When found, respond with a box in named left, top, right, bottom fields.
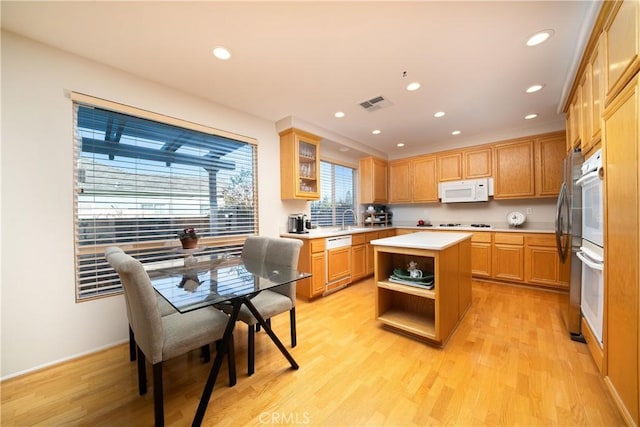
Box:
left=372, top=232, right=472, bottom=346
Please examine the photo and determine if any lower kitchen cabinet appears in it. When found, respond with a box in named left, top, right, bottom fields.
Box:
left=296, top=238, right=326, bottom=300
left=471, top=232, right=492, bottom=278
left=492, top=233, right=525, bottom=282
left=365, top=231, right=380, bottom=276
left=351, top=233, right=367, bottom=282
left=524, top=234, right=569, bottom=289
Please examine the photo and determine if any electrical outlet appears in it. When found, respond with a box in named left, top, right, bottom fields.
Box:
left=526, top=207, right=533, bottom=215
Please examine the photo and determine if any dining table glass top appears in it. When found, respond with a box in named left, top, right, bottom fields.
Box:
left=148, top=255, right=310, bottom=313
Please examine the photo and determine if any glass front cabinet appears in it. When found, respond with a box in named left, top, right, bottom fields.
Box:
left=279, top=128, right=321, bottom=200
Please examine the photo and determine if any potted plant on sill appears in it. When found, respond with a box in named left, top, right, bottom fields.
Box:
left=178, top=227, right=200, bottom=249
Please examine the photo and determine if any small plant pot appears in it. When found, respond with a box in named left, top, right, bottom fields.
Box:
left=180, top=238, right=199, bottom=249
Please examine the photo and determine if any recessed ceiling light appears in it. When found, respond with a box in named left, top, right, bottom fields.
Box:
left=334, top=111, right=345, bottom=118
left=397, top=143, right=405, bottom=147
left=451, top=130, right=462, bottom=135
left=525, top=113, right=539, bottom=120
left=526, top=30, right=554, bottom=47
left=526, top=84, right=544, bottom=93
left=372, top=129, right=381, bottom=135
left=406, top=82, right=421, bottom=91
left=212, top=46, right=231, bottom=60
left=434, top=111, right=446, bottom=118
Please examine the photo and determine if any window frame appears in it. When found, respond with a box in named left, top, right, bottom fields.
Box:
left=310, top=159, right=357, bottom=227
left=71, top=93, right=258, bottom=301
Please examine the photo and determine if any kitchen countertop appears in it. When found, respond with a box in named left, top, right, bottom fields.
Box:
left=280, top=221, right=554, bottom=239
left=371, top=231, right=472, bottom=251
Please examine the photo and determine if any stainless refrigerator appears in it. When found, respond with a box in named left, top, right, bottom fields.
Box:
left=555, top=147, right=585, bottom=342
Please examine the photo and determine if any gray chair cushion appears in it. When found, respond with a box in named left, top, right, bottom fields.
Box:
left=234, top=290, right=294, bottom=326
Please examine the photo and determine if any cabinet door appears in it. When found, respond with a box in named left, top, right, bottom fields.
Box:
left=471, top=243, right=492, bottom=277
left=279, top=128, right=320, bottom=200
left=492, top=244, right=524, bottom=281
left=590, top=34, right=604, bottom=146
left=327, top=247, right=351, bottom=283
left=412, top=155, right=438, bottom=202
left=464, top=147, right=492, bottom=178
left=365, top=232, right=380, bottom=275
left=569, top=91, right=582, bottom=149
left=351, top=244, right=366, bottom=281
left=359, top=157, right=388, bottom=204
left=493, top=140, right=535, bottom=199
left=605, top=0, right=640, bottom=100
left=535, top=133, right=565, bottom=197
left=603, top=75, right=639, bottom=426
left=311, top=251, right=326, bottom=296
left=438, top=152, right=463, bottom=181
left=525, top=246, right=561, bottom=287
left=388, top=159, right=412, bottom=203
left=581, top=69, right=593, bottom=152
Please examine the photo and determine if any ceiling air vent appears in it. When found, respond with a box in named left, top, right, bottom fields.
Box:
left=359, top=95, right=392, bottom=112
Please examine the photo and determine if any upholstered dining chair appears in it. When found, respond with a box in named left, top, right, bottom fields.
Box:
left=105, top=247, right=179, bottom=363
left=221, top=236, right=303, bottom=376
left=105, top=247, right=236, bottom=427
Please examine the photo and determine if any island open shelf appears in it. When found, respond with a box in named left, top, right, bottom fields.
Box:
left=371, top=232, right=472, bottom=346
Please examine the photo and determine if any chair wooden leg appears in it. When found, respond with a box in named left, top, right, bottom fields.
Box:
left=201, top=344, right=211, bottom=363
left=248, top=325, right=255, bottom=376
left=137, top=346, right=147, bottom=395
left=152, top=362, right=164, bottom=427
left=129, top=326, right=136, bottom=362
left=227, top=333, right=237, bottom=387
left=290, top=308, right=297, bottom=348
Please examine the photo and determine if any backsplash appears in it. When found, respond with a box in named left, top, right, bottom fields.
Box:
left=377, top=198, right=556, bottom=226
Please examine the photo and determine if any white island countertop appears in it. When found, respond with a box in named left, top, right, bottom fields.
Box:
left=371, top=231, right=472, bottom=251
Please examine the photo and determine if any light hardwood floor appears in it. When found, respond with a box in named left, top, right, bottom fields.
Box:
left=1, top=279, right=624, bottom=426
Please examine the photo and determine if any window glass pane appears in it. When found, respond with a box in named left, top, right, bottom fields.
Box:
left=310, top=161, right=355, bottom=226
left=74, top=103, right=256, bottom=300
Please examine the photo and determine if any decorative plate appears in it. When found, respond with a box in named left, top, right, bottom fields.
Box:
left=507, top=211, right=526, bottom=226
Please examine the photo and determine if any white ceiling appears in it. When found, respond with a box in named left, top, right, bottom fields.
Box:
left=1, top=1, right=598, bottom=160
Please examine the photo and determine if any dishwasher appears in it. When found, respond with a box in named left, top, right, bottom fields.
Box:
left=325, top=235, right=352, bottom=294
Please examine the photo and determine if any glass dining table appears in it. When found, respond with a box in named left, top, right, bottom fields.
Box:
left=147, top=254, right=311, bottom=426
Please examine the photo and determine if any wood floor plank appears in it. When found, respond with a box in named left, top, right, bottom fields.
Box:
left=1, top=280, right=625, bottom=426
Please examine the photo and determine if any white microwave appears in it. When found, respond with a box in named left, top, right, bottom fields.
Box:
left=439, top=178, right=493, bottom=203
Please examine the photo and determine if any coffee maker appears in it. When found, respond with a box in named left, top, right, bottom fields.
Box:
left=288, top=213, right=308, bottom=234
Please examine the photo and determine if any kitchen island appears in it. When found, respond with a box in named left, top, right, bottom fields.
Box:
left=371, top=232, right=472, bottom=346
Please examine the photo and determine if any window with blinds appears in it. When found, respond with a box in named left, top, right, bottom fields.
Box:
left=73, top=97, right=258, bottom=301
left=310, top=161, right=356, bottom=227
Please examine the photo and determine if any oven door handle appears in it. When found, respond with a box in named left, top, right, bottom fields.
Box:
left=576, top=250, right=604, bottom=271
left=576, top=170, right=600, bottom=186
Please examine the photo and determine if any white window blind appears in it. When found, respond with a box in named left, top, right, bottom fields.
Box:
left=310, top=161, right=355, bottom=227
left=73, top=97, right=258, bottom=301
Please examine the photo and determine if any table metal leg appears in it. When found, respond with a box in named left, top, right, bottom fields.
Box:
left=192, top=301, right=240, bottom=427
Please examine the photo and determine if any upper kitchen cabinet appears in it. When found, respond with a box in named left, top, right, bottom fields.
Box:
left=534, top=132, right=566, bottom=197
left=388, top=155, right=438, bottom=204
left=388, top=158, right=412, bottom=203
left=359, top=156, right=388, bottom=204
left=493, top=139, right=535, bottom=199
left=604, top=0, right=640, bottom=104
left=567, top=88, right=583, bottom=150
left=437, top=151, right=463, bottom=181
left=463, top=147, right=492, bottom=179
left=279, top=128, right=321, bottom=200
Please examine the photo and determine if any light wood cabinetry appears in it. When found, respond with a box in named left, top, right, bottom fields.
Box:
left=493, top=140, right=535, bottom=199
left=388, top=158, right=412, bottom=203
left=296, top=238, right=326, bottom=300
left=359, top=156, right=388, bottom=204
left=412, top=155, right=439, bottom=202
left=470, top=232, right=492, bottom=278
left=535, top=133, right=566, bottom=197
left=351, top=234, right=367, bottom=282
left=279, top=128, right=321, bottom=200
left=437, top=152, right=463, bottom=182
left=524, top=234, right=569, bottom=289
left=604, top=0, right=640, bottom=103
left=568, top=89, right=583, bottom=150
left=374, top=236, right=471, bottom=345
left=492, top=233, right=525, bottom=282
left=326, top=246, right=351, bottom=284
left=389, top=155, right=438, bottom=204
left=603, top=73, right=639, bottom=426
left=365, top=231, right=380, bottom=276
left=464, top=147, right=492, bottom=179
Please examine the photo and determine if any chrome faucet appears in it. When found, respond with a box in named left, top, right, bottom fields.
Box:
left=341, top=209, right=356, bottom=230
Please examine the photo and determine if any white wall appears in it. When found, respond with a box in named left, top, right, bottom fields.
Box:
left=0, top=32, right=298, bottom=378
